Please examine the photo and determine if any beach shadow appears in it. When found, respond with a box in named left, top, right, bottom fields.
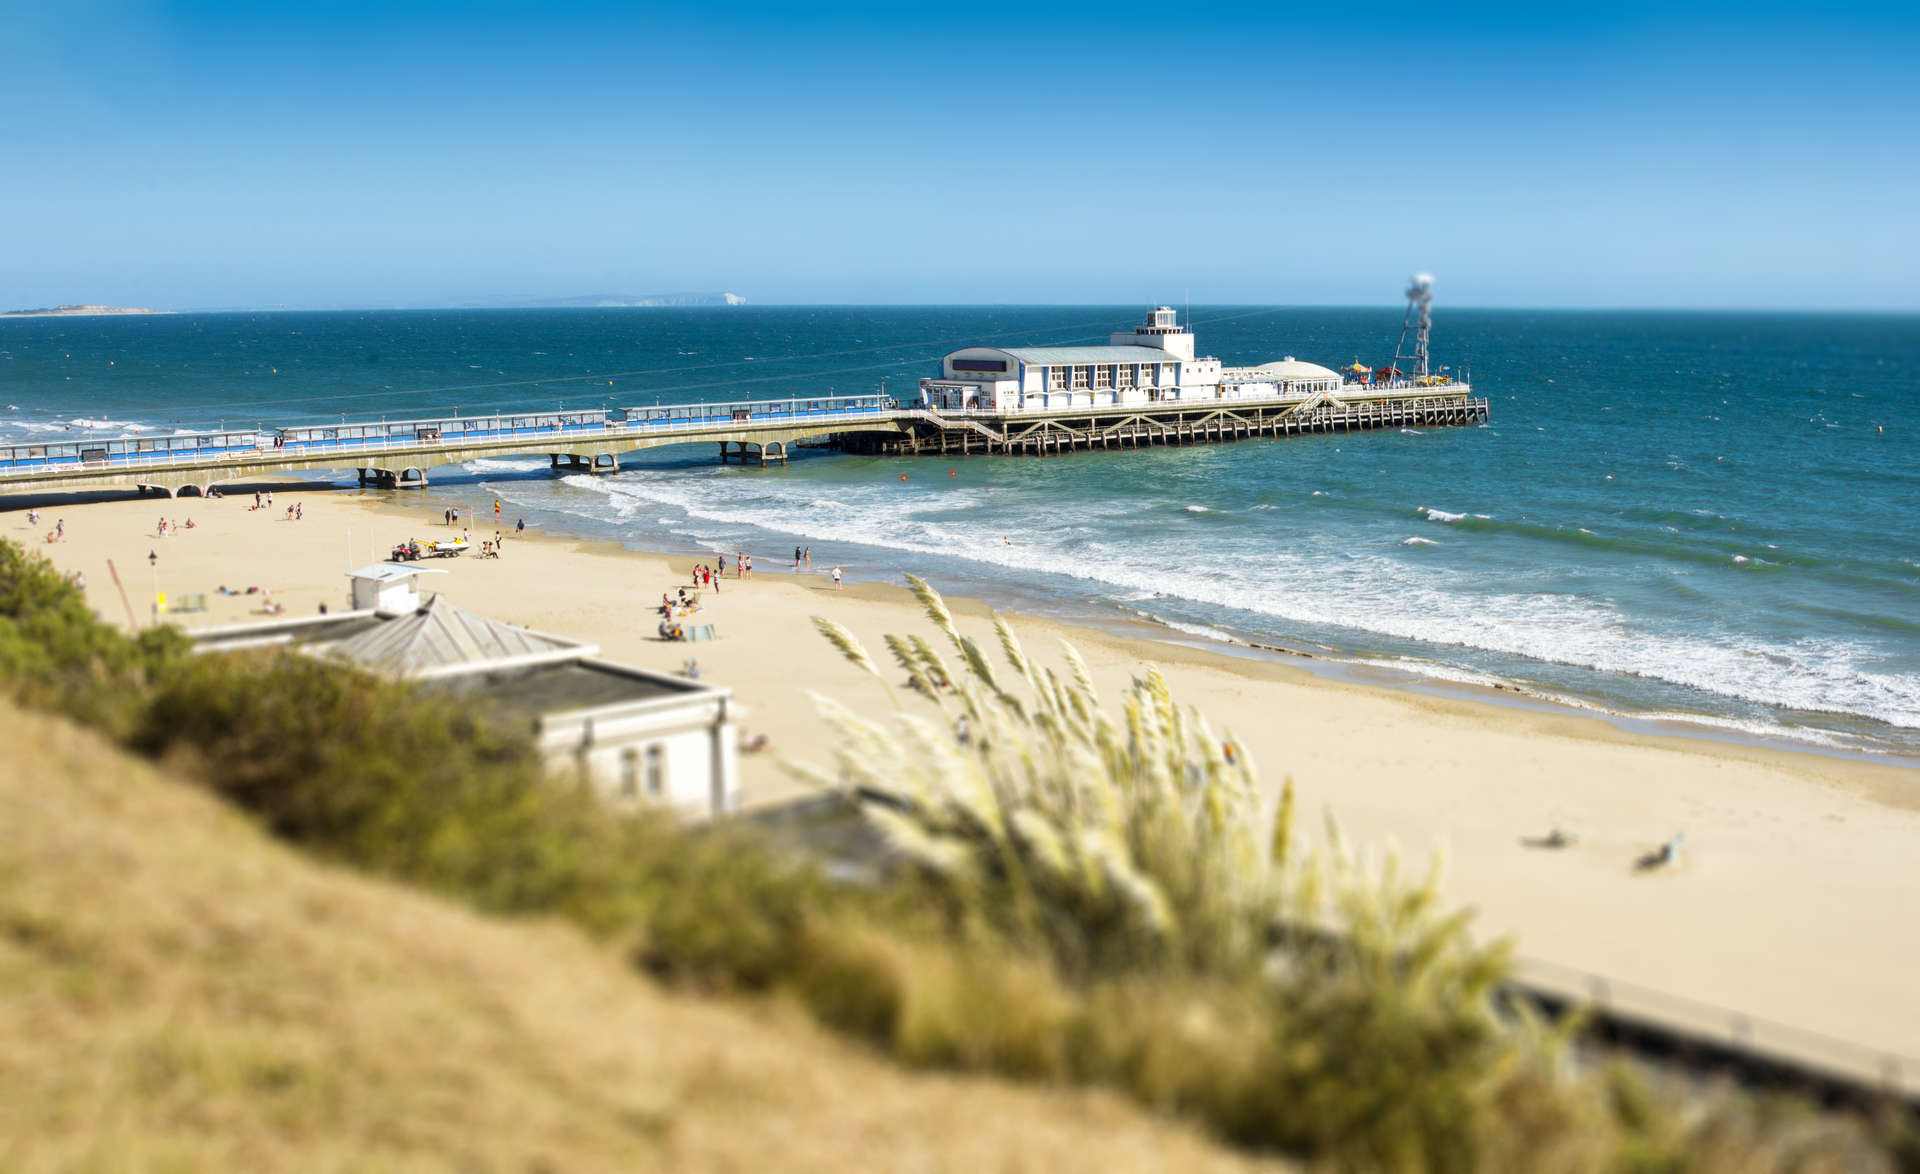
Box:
left=1634, top=834, right=1684, bottom=873
left=1519, top=829, right=1576, bottom=850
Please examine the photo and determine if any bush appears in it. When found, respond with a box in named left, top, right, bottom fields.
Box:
left=0, top=540, right=186, bottom=733
left=130, top=650, right=661, bottom=933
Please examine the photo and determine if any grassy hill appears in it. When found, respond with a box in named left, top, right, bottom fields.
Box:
left=0, top=701, right=1274, bottom=1171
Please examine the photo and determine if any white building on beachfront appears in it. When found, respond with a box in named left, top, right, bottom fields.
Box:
left=191, top=564, right=740, bottom=818
left=917, top=306, right=1345, bottom=413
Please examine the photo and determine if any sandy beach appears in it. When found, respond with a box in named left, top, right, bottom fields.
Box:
left=17, top=483, right=1920, bottom=1066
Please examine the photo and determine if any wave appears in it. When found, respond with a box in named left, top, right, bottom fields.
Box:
left=1401, top=536, right=1438, bottom=547
left=515, top=471, right=1920, bottom=733
left=463, top=457, right=548, bottom=473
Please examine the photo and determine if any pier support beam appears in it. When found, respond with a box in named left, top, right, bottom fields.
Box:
left=717, top=440, right=786, bottom=467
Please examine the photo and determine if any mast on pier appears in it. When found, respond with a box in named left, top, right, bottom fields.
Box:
left=1391, top=273, right=1434, bottom=380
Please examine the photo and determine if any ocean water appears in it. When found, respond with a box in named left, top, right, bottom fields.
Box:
left=4, top=306, right=1917, bottom=756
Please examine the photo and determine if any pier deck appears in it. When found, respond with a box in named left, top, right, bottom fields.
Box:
left=869, top=390, right=1488, bottom=457
left=0, top=385, right=1486, bottom=501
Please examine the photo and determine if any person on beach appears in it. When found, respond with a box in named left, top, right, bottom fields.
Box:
left=253, top=491, right=261, bottom=510
left=266, top=491, right=273, bottom=508
left=54, top=519, right=64, bottom=541
left=736, top=552, right=744, bottom=579
left=25, top=509, right=37, bottom=526
left=795, top=545, right=803, bottom=569
left=745, top=554, right=753, bottom=578
left=831, top=566, right=843, bottom=590
left=157, top=517, right=167, bottom=537
left=493, top=530, right=503, bottom=554
left=295, top=502, right=303, bottom=521
left=493, top=499, right=501, bottom=520
left=516, top=518, right=525, bottom=532
left=804, top=545, right=811, bottom=568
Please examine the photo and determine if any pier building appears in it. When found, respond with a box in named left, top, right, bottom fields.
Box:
left=920, top=307, right=1220, bottom=412
left=919, top=307, right=1346, bottom=413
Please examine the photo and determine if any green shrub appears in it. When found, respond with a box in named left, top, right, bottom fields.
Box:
left=130, top=651, right=656, bottom=934
left=0, top=540, right=186, bottom=733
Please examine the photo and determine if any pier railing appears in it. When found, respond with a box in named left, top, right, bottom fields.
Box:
left=0, top=393, right=901, bottom=481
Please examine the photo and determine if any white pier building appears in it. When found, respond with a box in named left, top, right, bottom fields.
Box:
left=919, top=307, right=1345, bottom=414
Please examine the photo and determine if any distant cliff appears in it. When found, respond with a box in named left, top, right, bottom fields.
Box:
left=1, top=304, right=171, bottom=317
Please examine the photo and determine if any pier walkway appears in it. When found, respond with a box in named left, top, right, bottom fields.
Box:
left=0, top=384, right=1487, bottom=501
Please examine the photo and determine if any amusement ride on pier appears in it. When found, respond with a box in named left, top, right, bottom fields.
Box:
left=0, top=278, right=1487, bottom=500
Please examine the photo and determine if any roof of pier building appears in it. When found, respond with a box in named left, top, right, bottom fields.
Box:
left=947, top=345, right=1185, bottom=368
left=1221, top=358, right=1342, bottom=382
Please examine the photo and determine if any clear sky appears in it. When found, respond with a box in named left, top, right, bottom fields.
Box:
left=4, top=1, right=1916, bottom=310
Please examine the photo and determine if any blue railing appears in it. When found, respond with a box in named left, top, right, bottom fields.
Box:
left=0, top=394, right=898, bottom=475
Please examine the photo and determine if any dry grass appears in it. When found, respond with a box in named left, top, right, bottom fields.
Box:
left=0, top=701, right=1280, bottom=1172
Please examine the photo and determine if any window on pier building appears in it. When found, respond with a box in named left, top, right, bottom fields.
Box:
left=1116, top=364, right=1134, bottom=388
left=1071, top=365, right=1090, bottom=389
left=1093, top=365, right=1112, bottom=389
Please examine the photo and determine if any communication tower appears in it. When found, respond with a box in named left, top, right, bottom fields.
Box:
left=1391, top=273, right=1435, bottom=380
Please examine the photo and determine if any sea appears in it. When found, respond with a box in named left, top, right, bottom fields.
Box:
left=3, top=306, right=1917, bottom=759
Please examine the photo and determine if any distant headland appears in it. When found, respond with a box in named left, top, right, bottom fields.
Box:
left=1, top=304, right=172, bottom=317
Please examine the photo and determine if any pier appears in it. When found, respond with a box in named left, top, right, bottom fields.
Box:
left=868, top=389, right=1487, bottom=457
left=0, top=384, right=1486, bottom=501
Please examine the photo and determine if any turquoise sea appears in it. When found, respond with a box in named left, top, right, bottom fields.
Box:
left=3, top=306, right=1917, bottom=756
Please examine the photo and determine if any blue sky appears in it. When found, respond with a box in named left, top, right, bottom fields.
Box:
left=3, top=1, right=1916, bottom=309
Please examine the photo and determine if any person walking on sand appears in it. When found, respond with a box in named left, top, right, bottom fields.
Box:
left=831, top=565, right=843, bottom=590
left=53, top=519, right=64, bottom=541
left=295, top=502, right=302, bottom=521
left=25, top=509, right=37, bottom=526
left=493, top=499, right=501, bottom=521
left=735, top=552, right=744, bottom=579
